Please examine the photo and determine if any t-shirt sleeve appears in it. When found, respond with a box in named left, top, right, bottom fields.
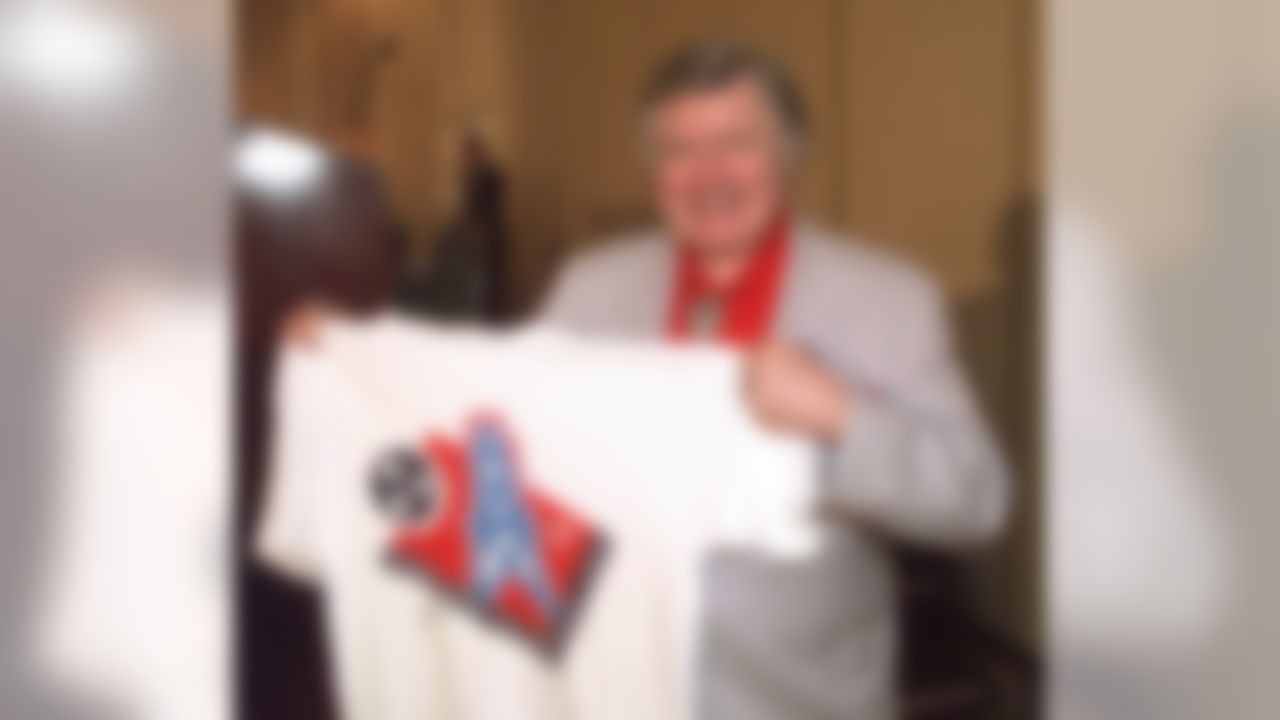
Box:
left=255, top=347, right=332, bottom=584
left=682, top=350, right=823, bottom=561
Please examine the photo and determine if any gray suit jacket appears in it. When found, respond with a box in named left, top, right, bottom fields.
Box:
left=541, top=220, right=1009, bottom=720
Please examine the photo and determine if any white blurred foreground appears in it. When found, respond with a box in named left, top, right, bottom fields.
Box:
left=1048, top=0, right=1279, bottom=717
left=38, top=282, right=229, bottom=720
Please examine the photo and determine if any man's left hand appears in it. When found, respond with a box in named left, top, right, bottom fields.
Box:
left=744, top=340, right=852, bottom=440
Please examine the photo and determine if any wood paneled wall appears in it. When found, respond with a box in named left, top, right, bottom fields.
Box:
left=239, top=0, right=1034, bottom=300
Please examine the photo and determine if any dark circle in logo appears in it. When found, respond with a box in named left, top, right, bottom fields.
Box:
left=370, top=447, right=438, bottom=525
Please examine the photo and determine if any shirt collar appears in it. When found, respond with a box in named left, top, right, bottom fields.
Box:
left=667, top=212, right=791, bottom=345
left=674, top=212, right=789, bottom=300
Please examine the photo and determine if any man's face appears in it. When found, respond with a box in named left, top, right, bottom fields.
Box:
left=649, top=77, right=789, bottom=256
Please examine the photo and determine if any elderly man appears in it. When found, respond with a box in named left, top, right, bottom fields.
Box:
left=540, top=40, right=1009, bottom=720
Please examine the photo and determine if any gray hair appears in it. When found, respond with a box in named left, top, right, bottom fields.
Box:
left=640, top=39, right=809, bottom=153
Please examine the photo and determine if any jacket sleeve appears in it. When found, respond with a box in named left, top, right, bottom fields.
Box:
left=538, top=253, right=598, bottom=331
left=822, top=277, right=1010, bottom=548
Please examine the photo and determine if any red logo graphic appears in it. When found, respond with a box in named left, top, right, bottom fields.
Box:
left=370, top=414, right=607, bottom=658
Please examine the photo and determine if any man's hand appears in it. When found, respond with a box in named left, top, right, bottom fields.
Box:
left=744, top=340, right=852, bottom=440
left=280, top=300, right=333, bottom=349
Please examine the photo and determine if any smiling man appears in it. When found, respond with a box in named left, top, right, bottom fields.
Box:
left=541, top=40, right=1010, bottom=720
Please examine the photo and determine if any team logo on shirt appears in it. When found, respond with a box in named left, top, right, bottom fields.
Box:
left=369, top=413, right=607, bottom=659
left=370, top=447, right=441, bottom=526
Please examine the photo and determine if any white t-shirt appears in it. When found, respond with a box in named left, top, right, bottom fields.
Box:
left=257, top=315, right=818, bottom=720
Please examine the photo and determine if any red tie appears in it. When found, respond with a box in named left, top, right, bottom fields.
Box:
left=665, top=215, right=790, bottom=347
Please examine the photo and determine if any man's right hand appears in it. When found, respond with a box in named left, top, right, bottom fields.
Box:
left=280, top=301, right=333, bottom=350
